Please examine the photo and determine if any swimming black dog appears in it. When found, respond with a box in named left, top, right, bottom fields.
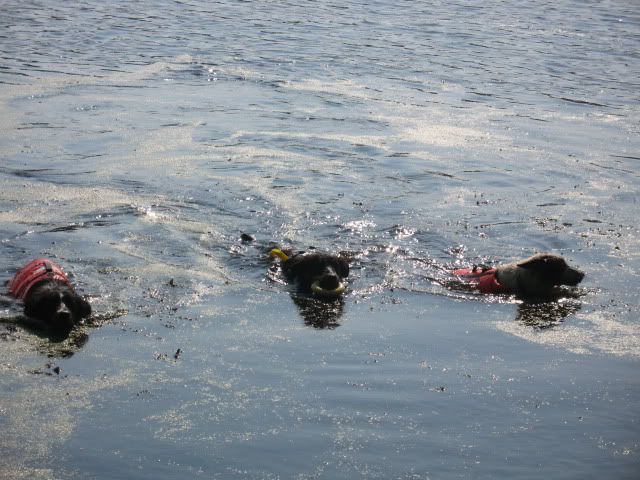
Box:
left=453, top=253, right=584, bottom=299
left=270, top=249, right=349, bottom=298
left=8, top=258, right=91, bottom=336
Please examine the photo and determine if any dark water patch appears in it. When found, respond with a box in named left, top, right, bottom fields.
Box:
left=70, top=152, right=103, bottom=161
left=513, top=113, right=551, bottom=122
left=16, top=122, right=64, bottom=130
left=101, top=84, right=152, bottom=89
left=422, top=169, right=466, bottom=181
left=112, top=177, right=147, bottom=191
left=0, top=167, right=55, bottom=178
left=0, top=70, right=30, bottom=79
left=474, top=220, right=529, bottom=229
left=555, top=96, right=610, bottom=108
left=611, top=154, right=640, bottom=161
left=0, top=166, right=97, bottom=180
left=47, top=219, right=117, bottom=233
left=388, top=152, right=410, bottom=158
left=589, top=161, right=636, bottom=175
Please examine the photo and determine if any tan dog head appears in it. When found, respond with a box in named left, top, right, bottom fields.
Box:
left=496, top=253, right=584, bottom=298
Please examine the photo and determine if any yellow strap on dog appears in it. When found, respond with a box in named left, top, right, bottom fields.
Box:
left=270, top=248, right=289, bottom=261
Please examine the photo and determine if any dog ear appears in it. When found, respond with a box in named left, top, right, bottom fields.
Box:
left=517, top=254, right=566, bottom=276
left=335, top=258, right=350, bottom=278
left=75, top=296, right=92, bottom=318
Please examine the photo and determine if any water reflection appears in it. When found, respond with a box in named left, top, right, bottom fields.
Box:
left=290, top=293, right=345, bottom=329
left=515, top=299, right=581, bottom=329
left=1, top=309, right=127, bottom=358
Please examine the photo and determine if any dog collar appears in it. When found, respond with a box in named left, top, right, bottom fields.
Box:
left=452, top=266, right=509, bottom=294
left=8, top=258, right=72, bottom=301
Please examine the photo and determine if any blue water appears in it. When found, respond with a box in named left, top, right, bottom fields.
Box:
left=1, top=1, right=639, bottom=478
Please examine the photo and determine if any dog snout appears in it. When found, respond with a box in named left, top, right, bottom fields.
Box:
left=562, top=267, right=585, bottom=286
left=317, top=268, right=341, bottom=290
left=53, top=306, right=74, bottom=334
left=55, top=310, right=71, bottom=323
left=57, top=300, right=71, bottom=316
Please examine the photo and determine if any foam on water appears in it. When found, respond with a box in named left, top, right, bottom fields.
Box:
left=496, top=310, right=640, bottom=357
left=0, top=179, right=160, bottom=224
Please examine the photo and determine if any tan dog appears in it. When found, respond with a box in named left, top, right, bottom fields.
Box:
left=453, top=253, right=584, bottom=299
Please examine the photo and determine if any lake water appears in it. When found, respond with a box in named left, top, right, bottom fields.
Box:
left=1, top=1, right=639, bottom=478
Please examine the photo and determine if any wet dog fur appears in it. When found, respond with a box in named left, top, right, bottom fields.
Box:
left=493, top=253, right=584, bottom=298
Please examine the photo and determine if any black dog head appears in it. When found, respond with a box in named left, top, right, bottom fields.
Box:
left=23, top=281, right=92, bottom=336
left=516, top=253, right=585, bottom=287
left=279, top=252, right=349, bottom=297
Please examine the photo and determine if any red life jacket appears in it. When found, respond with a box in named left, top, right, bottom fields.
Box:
left=452, top=266, right=509, bottom=294
left=8, top=258, right=72, bottom=301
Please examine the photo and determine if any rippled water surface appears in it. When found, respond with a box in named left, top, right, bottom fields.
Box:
left=1, top=1, right=639, bottom=478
